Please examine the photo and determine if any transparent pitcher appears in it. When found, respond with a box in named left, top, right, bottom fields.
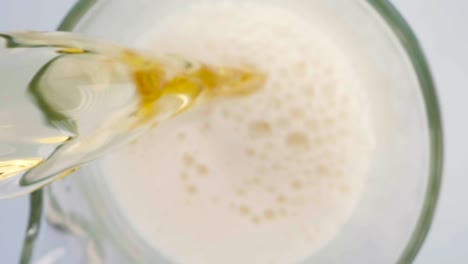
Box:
left=18, top=0, right=443, bottom=263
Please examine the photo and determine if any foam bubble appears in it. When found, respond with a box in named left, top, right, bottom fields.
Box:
left=236, top=188, right=246, bottom=196
left=239, top=205, right=250, bottom=216
left=277, top=195, right=286, bottom=204
left=177, top=132, right=187, bottom=141
left=276, top=117, right=291, bottom=128
left=252, top=216, right=261, bottom=224
left=248, top=120, right=272, bottom=138
left=180, top=172, right=189, bottom=181
left=222, top=109, right=231, bottom=119
left=186, top=184, right=197, bottom=195
left=182, top=153, right=195, bottom=166
left=266, top=185, right=277, bottom=194
left=285, top=131, right=310, bottom=150
left=244, top=147, right=255, bottom=156
left=289, top=107, right=306, bottom=119
left=291, top=180, right=303, bottom=191
left=263, top=209, right=276, bottom=220
left=196, top=164, right=209, bottom=176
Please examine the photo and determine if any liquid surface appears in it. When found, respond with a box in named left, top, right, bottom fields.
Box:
left=0, top=31, right=263, bottom=198
left=102, top=3, right=375, bottom=264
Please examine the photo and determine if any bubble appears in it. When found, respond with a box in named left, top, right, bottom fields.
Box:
left=293, top=196, right=305, bottom=206
left=326, top=133, right=338, bottom=145
left=316, top=164, right=330, bottom=177
left=234, top=112, right=244, bottom=122
left=264, top=142, right=273, bottom=151
left=276, top=117, right=291, bottom=128
left=306, top=120, right=319, bottom=131
left=239, top=205, right=250, bottom=216
left=340, top=185, right=350, bottom=194
left=236, top=188, right=246, bottom=196
left=285, top=94, right=294, bottom=102
left=285, top=131, right=309, bottom=150
left=292, top=61, right=307, bottom=78
left=312, top=137, right=325, bottom=147
left=322, top=84, right=337, bottom=99
left=278, top=66, right=290, bottom=79
left=180, top=172, right=189, bottom=181
left=252, top=216, right=261, bottom=224
left=314, top=226, right=321, bottom=234
left=258, top=152, right=269, bottom=160
left=279, top=208, right=288, bottom=216
left=324, top=67, right=334, bottom=77
left=289, top=107, right=305, bottom=119
left=244, top=147, right=255, bottom=156
left=183, top=153, right=195, bottom=166
left=222, top=109, right=231, bottom=119
left=256, top=166, right=268, bottom=174
left=339, top=94, right=352, bottom=106
left=264, top=209, right=276, bottom=220
left=336, top=127, right=350, bottom=138
left=305, top=86, right=316, bottom=97
left=291, top=180, right=303, bottom=191
left=270, top=80, right=283, bottom=92
left=269, top=97, right=282, bottom=109
left=201, top=122, right=212, bottom=133
left=248, top=120, right=272, bottom=138
left=177, top=132, right=187, bottom=141
left=305, top=233, right=313, bottom=243
left=197, top=164, right=209, bottom=176
left=186, top=184, right=197, bottom=195
left=266, top=185, right=277, bottom=194
left=322, top=117, right=336, bottom=128
left=272, top=163, right=281, bottom=171
left=276, top=195, right=286, bottom=204
left=252, top=177, right=262, bottom=185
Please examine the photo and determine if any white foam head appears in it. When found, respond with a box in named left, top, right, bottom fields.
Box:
left=102, top=2, right=374, bottom=264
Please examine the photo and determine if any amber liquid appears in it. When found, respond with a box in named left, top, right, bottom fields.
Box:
left=0, top=31, right=264, bottom=198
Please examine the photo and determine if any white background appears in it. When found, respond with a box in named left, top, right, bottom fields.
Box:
left=0, top=0, right=467, bottom=263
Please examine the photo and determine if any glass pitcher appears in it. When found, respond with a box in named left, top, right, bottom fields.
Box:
left=18, top=0, right=443, bottom=263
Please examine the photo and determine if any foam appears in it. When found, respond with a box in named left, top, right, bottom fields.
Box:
left=102, top=2, right=374, bottom=264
